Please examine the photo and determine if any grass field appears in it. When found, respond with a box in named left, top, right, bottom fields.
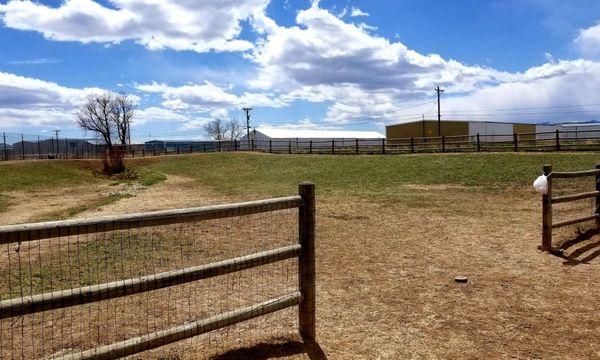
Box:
left=1, top=152, right=600, bottom=359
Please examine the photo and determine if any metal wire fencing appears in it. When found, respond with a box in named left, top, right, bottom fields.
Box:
left=540, top=165, right=600, bottom=254
left=0, top=182, right=316, bottom=359
left=5, top=128, right=600, bottom=162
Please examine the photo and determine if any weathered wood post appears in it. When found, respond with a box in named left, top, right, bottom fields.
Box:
left=476, top=133, right=481, bottom=152
left=177, top=146, right=180, bottom=155
left=309, top=140, right=313, bottom=154
left=269, top=140, right=272, bottom=153
left=441, top=136, right=446, bottom=153
left=218, top=140, right=221, bottom=152
left=410, top=137, right=414, bottom=153
left=355, top=138, right=359, bottom=155
left=288, top=141, right=292, bottom=154
left=331, top=139, right=335, bottom=155
left=542, top=164, right=552, bottom=251
left=37, top=135, right=40, bottom=159
left=596, top=163, right=600, bottom=228
left=555, top=130, right=560, bottom=151
left=298, top=181, right=316, bottom=342
left=381, top=138, right=385, bottom=154
left=21, top=134, right=25, bottom=160
left=513, top=133, right=518, bottom=152
left=3, top=132, right=7, bottom=161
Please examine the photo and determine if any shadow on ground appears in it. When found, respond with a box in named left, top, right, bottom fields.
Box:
left=209, top=339, right=326, bottom=360
left=555, top=228, right=600, bottom=265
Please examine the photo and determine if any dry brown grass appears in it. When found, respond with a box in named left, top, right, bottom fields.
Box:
left=2, top=172, right=600, bottom=359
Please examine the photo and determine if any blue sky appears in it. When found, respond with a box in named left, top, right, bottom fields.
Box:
left=2, top=0, right=600, bottom=140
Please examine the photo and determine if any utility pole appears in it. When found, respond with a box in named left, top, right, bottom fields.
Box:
left=435, top=86, right=444, bottom=136
left=242, top=107, right=252, bottom=147
left=53, top=129, right=61, bottom=158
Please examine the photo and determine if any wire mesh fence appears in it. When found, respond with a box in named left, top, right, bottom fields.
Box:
left=4, top=128, right=600, bottom=162
left=0, top=184, right=316, bottom=359
left=540, top=165, right=600, bottom=253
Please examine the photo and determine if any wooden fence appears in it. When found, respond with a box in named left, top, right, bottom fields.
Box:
left=0, top=182, right=316, bottom=359
left=5, top=128, right=600, bottom=161
left=541, top=164, right=600, bottom=253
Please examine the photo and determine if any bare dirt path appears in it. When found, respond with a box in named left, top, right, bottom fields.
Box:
left=3, top=179, right=600, bottom=359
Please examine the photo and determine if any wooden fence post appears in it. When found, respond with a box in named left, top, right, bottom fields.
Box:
left=410, top=137, right=414, bottom=153
left=476, top=133, right=481, bottom=152
left=37, top=135, right=40, bottom=159
left=513, top=133, right=518, bottom=152
left=441, top=136, right=445, bottom=153
left=381, top=138, right=385, bottom=155
left=596, top=163, right=600, bottom=228
left=555, top=130, right=560, bottom=151
left=331, top=139, right=335, bottom=155
left=298, top=181, right=316, bottom=342
left=288, top=141, right=292, bottom=154
left=21, top=134, right=25, bottom=160
left=251, top=138, right=255, bottom=151
left=218, top=140, right=221, bottom=152
left=3, top=132, right=6, bottom=161
left=177, top=146, right=180, bottom=155
left=355, top=139, right=359, bottom=155
left=542, top=164, right=552, bottom=251
left=309, top=140, right=313, bottom=154
left=269, top=140, right=272, bottom=153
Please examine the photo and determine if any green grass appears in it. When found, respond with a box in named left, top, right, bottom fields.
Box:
left=130, top=152, right=600, bottom=196
left=0, top=161, right=99, bottom=192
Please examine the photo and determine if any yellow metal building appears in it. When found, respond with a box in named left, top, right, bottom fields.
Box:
left=386, top=120, right=536, bottom=140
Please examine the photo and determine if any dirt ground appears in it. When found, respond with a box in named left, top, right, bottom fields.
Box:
left=2, top=174, right=600, bottom=359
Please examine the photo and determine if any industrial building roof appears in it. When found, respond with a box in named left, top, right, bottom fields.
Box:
left=250, top=128, right=385, bottom=139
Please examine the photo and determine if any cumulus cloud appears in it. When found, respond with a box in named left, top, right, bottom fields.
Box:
left=0, top=71, right=106, bottom=128
left=246, top=4, right=600, bottom=125
left=350, top=7, right=369, bottom=17
left=136, top=81, right=287, bottom=110
left=250, top=4, right=511, bottom=95
left=575, top=22, right=600, bottom=57
left=0, top=0, right=269, bottom=52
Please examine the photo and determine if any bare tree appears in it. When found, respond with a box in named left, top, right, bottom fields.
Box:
left=76, top=93, right=115, bottom=147
left=204, top=118, right=227, bottom=140
left=75, top=92, right=136, bottom=175
left=226, top=118, right=244, bottom=140
left=111, top=92, right=136, bottom=146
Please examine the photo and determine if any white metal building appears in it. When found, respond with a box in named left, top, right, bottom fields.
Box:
left=240, top=128, right=385, bottom=150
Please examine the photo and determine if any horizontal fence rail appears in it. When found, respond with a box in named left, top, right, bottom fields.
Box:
left=4, top=128, right=600, bottom=161
left=541, top=164, right=600, bottom=252
left=59, top=292, right=303, bottom=360
left=0, top=182, right=317, bottom=359
left=0, top=196, right=302, bottom=243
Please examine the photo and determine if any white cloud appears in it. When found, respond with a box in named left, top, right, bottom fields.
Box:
left=0, top=0, right=269, bottom=53
left=250, top=4, right=511, bottom=95
left=134, top=106, right=191, bottom=126
left=350, top=7, right=369, bottom=17
left=258, top=118, right=337, bottom=130
left=0, top=71, right=106, bottom=128
left=7, top=58, right=59, bottom=65
left=247, top=4, right=600, bottom=125
left=575, top=22, right=600, bottom=57
left=136, top=81, right=287, bottom=110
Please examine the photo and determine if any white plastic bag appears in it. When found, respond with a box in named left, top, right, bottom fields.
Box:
left=533, top=175, right=548, bottom=194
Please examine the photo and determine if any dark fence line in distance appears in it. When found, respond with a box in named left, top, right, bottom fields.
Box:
left=3, top=128, right=600, bottom=161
